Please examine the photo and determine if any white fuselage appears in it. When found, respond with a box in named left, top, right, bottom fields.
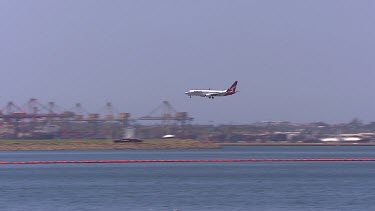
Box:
left=185, top=89, right=227, bottom=97
left=185, top=81, right=238, bottom=99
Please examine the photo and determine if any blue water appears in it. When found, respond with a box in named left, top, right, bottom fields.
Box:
left=1, top=146, right=375, bottom=211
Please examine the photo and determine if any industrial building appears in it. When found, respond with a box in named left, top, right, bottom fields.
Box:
left=0, top=99, right=193, bottom=139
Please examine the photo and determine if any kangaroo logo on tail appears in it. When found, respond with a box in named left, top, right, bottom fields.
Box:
left=226, top=81, right=238, bottom=95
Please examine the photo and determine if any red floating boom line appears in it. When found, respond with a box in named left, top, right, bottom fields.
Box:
left=0, top=158, right=375, bottom=165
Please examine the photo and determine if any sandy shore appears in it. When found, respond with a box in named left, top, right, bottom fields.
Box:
left=219, top=142, right=375, bottom=146
left=0, top=139, right=220, bottom=151
left=2, top=139, right=374, bottom=151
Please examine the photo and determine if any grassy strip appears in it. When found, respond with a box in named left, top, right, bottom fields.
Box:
left=0, top=139, right=220, bottom=151
left=0, top=139, right=112, bottom=144
left=219, top=142, right=375, bottom=146
left=0, top=139, right=202, bottom=144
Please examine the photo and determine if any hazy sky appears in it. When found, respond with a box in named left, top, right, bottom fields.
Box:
left=0, top=0, right=374, bottom=124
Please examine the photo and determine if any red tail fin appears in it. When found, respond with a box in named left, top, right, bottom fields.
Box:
left=227, top=81, right=238, bottom=92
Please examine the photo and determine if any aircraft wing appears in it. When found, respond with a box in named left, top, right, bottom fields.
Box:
left=205, top=93, right=221, bottom=97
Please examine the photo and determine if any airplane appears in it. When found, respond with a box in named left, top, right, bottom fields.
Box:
left=185, top=81, right=238, bottom=99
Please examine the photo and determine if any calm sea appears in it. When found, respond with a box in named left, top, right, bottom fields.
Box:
left=1, top=146, right=374, bottom=211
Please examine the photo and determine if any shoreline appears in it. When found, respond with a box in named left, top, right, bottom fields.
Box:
left=0, top=139, right=220, bottom=151
left=1, top=139, right=375, bottom=151
left=219, top=142, right=375, bottom=146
